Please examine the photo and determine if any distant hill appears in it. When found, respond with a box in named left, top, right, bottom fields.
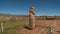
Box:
left=0, top=14, right=29, bottom=17
left=0, top=14, right=60, bottom=20
left=0, top=13, right=11, bottom=16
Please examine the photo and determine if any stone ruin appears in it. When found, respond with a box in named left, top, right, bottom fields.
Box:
left=29, top=7, right=36, bottom=30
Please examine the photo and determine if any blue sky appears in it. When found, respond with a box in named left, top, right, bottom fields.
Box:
left=0, top=0, right=60, bottom=16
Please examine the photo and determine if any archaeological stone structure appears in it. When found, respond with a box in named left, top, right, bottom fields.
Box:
left=29, top=7, right=36, bottom=30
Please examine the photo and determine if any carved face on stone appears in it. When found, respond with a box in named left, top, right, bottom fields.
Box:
left=29, top=7, right=35, bottom=14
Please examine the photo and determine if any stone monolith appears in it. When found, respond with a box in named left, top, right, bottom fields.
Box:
left=29, top=7, right=36, bottom=30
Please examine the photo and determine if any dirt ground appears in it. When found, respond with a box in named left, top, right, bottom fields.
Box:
left=17, top=20, right=60, bottom=34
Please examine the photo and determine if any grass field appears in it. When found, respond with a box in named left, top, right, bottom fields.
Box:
left=0, top=19, right=27, bottom=34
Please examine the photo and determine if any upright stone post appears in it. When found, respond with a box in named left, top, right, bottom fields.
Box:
left=29, top=7, right=36, bottom=30
left=0, top=22, right=4, bottom=32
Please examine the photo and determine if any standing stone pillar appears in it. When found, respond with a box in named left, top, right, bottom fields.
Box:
left=29, top=7, right=36, bottom=30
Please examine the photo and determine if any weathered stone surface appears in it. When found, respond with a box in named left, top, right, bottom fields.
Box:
left=29, top=7, right=36, bottom=29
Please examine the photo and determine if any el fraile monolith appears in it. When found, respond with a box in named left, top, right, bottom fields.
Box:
left=29, top=7, right=36, bottom=30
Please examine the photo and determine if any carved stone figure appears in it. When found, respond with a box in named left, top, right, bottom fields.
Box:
left=29, top=7, right=36, bottom=30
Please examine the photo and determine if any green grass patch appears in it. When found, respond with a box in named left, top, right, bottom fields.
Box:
left=0, top=20, right=27, bottom=34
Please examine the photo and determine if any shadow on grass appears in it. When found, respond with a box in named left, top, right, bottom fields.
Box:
left=24, top=26, right=33, bottom=30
